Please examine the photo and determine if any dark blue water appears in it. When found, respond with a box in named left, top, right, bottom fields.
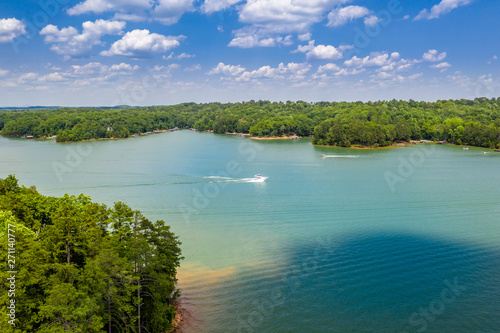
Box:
left=224, top=234, right=500, bottom=332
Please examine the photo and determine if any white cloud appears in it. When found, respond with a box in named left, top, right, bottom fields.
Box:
left=185, top=64, right=202, bottom=72
left=317, top=63, right=340, bottom=73
left=229, top=29, right=293, bottom=48
left=414, top=0, right=472, bottom=20
left=430, top=62, right=451, bottom=69
left=327, top=6, right=370, bottom=27
left=298, top=33, right=312, bottom=42
left=0, top=18, right=26, bottom=43
left=202, top=0, right=241, bottom=14
left=295, top=40, right=352, bottom=60
left=294, top=40, right=315, bottom=53
left=208, top=62, right=246, bottom=76
left=45, top=63, right=62, bottom=71
left=479, top=74, right=493, bottom=84
left=336, top=51, right=426, bottom=80
left=40, top=20, right=125, bottom=56
left=228, top=34, right=262, bottom=48
left=60, top=62, right=139, bottom=79
left=285, top=62, right=311, bottom=76
left=113, top=13, right=148, bottom=22
left=101, top=29, right=184, bottom=57
left=408, top=73, right=423, bottom=80
left=40, top=72, right=66, bottom=82
left=178, top=52, right=195, bottom=60
left=164, top=52, right=195, bottom=60
left=422, top=49, right=447, bottom=62
left=396, top=63, right=413, bottom=71
left=344, top=52, right=400, bottom=68
left=208, top=61, right=310, bottom=82
left=68, top=0, right=112, bottom=15
left=307, top=44, right=343, bottom=60
left=40, top=25, right=78, bottom=43
left=17, top=62, right=140, bottom=89
left=71, top=62, right=107, bottom=75
left=68, top=0, right=193, bottom=25
left=237, top=62, right=310, bottom=82
left=151, top=0, right=194, bottom=25
left=0, top=69, right=9, bottom=77
left=18, top=73, right=38, bottom=83
left=239, top=0, right=347, bottom=32
left=228, top=0, right=350, bottom=48
left=335, top=68, right=365, bottom=76
left=68, top=0, right=151, bottom=15
left=363, top=15, right=380, bottom=28
left=370, top=71, right=405, bottom=83
left=157, top=64, right=180, bottom=71
left=447, top=71, right=471, bottom=88
left=237, top=65, right=282, bottom=81
left=110, top=63, right=139, bottom=71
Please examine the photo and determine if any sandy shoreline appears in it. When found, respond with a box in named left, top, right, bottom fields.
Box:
left=172, top=300, right=192, bottom=333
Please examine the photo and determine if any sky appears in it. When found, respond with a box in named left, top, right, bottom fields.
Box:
left=0, top=0, right=498, bottom=106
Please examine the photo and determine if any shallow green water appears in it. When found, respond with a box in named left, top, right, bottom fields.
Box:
left=1, top=132, right=500, bottom=332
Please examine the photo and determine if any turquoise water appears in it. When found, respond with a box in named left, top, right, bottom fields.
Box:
left=1, top=132, right=500, bottom=332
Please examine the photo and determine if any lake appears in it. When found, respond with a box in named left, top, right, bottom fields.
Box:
left=1, top=131, right=499, bottom=332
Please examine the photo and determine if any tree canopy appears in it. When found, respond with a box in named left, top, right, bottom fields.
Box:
left=1, top=98, right=500, bottom=148
left=0, top=176, right=182, bottom=333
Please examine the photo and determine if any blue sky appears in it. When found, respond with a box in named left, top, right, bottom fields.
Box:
left=0, top=0, right=498, bottom=106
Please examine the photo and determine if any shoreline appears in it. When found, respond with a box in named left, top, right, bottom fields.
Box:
left=250, top=135, right=303, bottom=140
left=171, top=296, right=196, bottom=333
left=2, top=132, right=498, bottom=151
left=3, top=129, right=170, bottom=143
left=316, top=140, right=488, bottom=150
left=171, top=301, right=186, bottom=332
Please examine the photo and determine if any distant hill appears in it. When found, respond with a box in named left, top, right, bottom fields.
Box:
left=0, top=106, right=61, bottom=111
left=0, top=105, right=133, bottom=111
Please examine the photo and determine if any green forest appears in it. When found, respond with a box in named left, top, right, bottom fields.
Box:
left=1, top=98, right=500, bottom=148
left=0, top=175, right=182, bottom=333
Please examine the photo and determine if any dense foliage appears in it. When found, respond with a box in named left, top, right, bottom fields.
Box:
left=0, top=175, right=182, bottom=333
left=1, top=98, right=500, bottom=148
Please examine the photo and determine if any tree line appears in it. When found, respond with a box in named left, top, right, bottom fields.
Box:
left=1, top=98, right=499, bottom=148
left=0, top=175, right=182, bottom=332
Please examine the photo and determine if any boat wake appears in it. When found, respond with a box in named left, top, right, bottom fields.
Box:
left=202, top=176, right=267, bottom=183
left=321, top=154, right=359, bottom=158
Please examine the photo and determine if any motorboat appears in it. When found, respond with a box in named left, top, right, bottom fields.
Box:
left=463, top=147, right=469, bottom=150
left=252, top=174, right=268, bottom=182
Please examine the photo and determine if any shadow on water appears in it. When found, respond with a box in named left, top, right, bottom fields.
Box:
left=222, top=233, right=500, bottom=333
